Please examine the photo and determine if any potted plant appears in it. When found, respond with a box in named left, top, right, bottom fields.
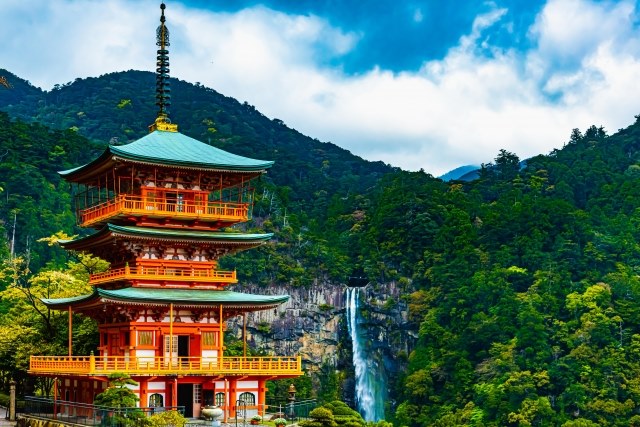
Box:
left=251, top=415, right=262, bottom=425
left=273, top=418, right=287, bottom=427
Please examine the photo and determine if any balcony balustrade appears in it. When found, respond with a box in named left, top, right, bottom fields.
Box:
left=89, top=265, right=237, bottom=285
left=29, top=354, right=303, bottom=377
left=80, top=195, right=249, bottom=227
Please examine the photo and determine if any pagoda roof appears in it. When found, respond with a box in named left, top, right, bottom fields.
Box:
left=60, top=224, right=273, bottom=251
left=42, top=287, right=289, bottom=312
left=59, top=130, right=273, bottom=181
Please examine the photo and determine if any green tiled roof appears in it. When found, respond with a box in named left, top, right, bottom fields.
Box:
left=43, top=288, right=289, bottom=309
left=109, top=224, right=273, bottom=240
left=60, top=224, right=272, bottom=249
left=60, top=130, right=273, bottom=177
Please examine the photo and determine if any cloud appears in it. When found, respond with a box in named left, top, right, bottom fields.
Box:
left=2, top=0, right=640, bottom=176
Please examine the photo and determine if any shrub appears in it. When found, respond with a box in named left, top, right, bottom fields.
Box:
left=148, top=410, right=187, bottom=427
left=300, top=407, right=337, bottom=427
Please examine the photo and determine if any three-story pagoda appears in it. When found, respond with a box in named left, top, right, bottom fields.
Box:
left=28, top=2, right=302, bottom=419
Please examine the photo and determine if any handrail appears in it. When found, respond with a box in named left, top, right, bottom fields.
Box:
left=80, top=194, right=249, bottom=226
left=89, top=265, right=237, bottom=285
left=29, top=355, right=303, bottom=376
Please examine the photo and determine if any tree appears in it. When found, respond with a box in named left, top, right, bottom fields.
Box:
left=94, top=373, right=145, bottom=426
left=300, top=407, right=338, bottom=427
left=94, top=373, right=140, bottom=408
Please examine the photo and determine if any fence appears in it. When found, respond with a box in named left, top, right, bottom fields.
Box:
left=25, top=396, right=184, bottom=426
left=265, top=399, right=317, bottom=422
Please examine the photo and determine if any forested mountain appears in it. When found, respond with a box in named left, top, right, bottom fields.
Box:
left=0, top=69, right=393, bottom=202
left=0, top=68, right=394, bottom=283
left=351, top=122, right=640, bottom=426
left=3, top=68, right=640, bottom=425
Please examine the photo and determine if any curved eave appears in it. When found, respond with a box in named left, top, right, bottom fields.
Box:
left=59, top=131, right=273, bottom=182
left=42, top=289, right=289, bottom=311
left=59, top=224, right=273, bottom=251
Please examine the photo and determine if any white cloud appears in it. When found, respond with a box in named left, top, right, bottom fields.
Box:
left=2, top=0, right=640, bottom=176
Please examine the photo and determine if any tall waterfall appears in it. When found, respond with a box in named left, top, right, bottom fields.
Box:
left=346, top=287, right=386, bottom=421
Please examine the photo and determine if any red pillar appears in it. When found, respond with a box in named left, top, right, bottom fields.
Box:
left=229, top=378, right=237, bottom=418
left=258, top=379, right=267, bottom=416
left=139, top=379, right=148, bottom=409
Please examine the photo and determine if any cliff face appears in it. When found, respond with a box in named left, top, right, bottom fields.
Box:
left=229, top=282, right=416, bottom=399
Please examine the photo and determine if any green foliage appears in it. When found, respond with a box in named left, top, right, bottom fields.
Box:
left=0, top=250, right=101, bottom=395
left=322, top=401, right=365, bottom=427
left=300, top=407, right=337, bottom=427
left=7, top=69, right=640, bottom=426
left=266, top=376, right=313, bottom=403
left=94, top=374, right=145, bottom=427
left=94, top=373, right=140, bottom=408
left=148, top=410, right=187, bottom=427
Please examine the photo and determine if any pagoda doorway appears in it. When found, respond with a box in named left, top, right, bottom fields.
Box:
left=164, top=335, right=190, bottom=365
left=178, top=335, right=189, bottom=364
left=177, top=384, right=194, bottom=418
left=109, top=333, right=120, bottom=357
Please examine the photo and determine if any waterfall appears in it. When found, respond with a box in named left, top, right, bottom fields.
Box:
left=346, top=287, right=385, bottom=421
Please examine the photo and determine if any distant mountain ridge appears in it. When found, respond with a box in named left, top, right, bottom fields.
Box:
left=0, top=69, right=395, bottom=203
left=438, top=165, right=480, bottom=181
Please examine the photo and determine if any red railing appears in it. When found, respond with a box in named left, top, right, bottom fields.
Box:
left=80, top=195, right=249, bottom=227
left=29, top=355, right=303, bottom=376
left=89, top=265, right=237, bottom=285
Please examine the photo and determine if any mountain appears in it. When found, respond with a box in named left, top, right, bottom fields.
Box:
left=5, top=67, right=640, bottom=425
left=438, top=164, right=479, bottom=181
left=0, top=69, right=394, bottom=204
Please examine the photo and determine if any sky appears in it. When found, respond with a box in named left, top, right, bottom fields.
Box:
left=2, top=0, right=640, bottom=176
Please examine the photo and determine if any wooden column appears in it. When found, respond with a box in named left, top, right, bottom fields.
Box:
left=172, top=377, right=178, bottom=408
left=140, top=379, right=148, bottom=409
left=68, top=306, right=73, bottom=357
left=219, top=305, right=224, bottom=364
left=243, top=312, right=247, bottom=357
left=223, top=379, right=229, bottom=423
left=258, top=379, right=267, bottom=417
left=229, top=378, right=238, bottom=418
left=169, top=303, right=174, bottom=365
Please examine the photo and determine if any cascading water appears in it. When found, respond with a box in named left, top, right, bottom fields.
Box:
left=346, top=287, right=386, bottom=421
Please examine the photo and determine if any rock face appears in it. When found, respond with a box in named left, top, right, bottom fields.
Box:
left=229, top=281, right=416, bottom=403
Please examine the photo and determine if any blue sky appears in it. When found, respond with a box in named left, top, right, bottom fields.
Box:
left=2, top=0, right=640, bottom=175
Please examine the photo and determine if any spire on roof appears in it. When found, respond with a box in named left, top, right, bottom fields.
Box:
left=149, top=2, right=178, bottom=133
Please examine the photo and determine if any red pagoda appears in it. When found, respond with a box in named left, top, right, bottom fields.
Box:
left=28, top=2, right=302, bottom=419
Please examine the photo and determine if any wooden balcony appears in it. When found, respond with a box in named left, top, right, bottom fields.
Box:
left=89, top=265, right=237, bottom=286
left=79, top=195, right=249, bottom=228
left=29, top=355, right=303, bottom=377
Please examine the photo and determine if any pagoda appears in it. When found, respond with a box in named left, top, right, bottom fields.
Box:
left=28, top=2, right=302, bottom=419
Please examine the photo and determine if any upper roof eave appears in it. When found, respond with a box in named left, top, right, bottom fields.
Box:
left=59, top=130, right=273, bottom=181
left=59, top=224, right=273, bottom=250
left=42, top=288, right=289, bottom=309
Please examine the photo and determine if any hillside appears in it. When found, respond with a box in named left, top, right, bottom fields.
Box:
left=346, top=120, right=640, bottom=426
left=0, top=69, right=394, bottom=203
left=4, top=67, right=640, bottom=425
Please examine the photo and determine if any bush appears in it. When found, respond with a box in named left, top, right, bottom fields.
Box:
left=148, top=410, right=187, bottom=427
left=300, top=407, right=337, bottom=427
left=322, top=401, right=364, bottom=427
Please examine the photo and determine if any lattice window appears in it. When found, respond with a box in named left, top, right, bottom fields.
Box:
left=215, top=392, right=225, bottom=406
left=138, top=331, right=154, bottom=346
left=149, top=393, right=163, bottom=408
left=202, top=332, right=218, bottom=348
left=238, top=392, right=255, bottom=405
left=194, top=384, right=202, bottom=404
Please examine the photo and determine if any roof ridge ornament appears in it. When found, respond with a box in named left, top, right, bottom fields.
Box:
left=149, top=2, right=178, bottom=133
